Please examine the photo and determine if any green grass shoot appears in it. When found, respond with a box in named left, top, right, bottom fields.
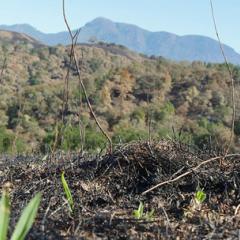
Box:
left=11, top=192, right=41, bottom=240
left=0, top=190, right=10, bottom=240
left=0, top=190, right=41, bottom=240
left=133, top=202, right=155, bottom=220
left=61, top=171, right=74, bottom=212
left=144, top=208, right=155, bottom=221
left=195, top=189, right=206, bottom=204
left=133, top=202, right=144, bottom=219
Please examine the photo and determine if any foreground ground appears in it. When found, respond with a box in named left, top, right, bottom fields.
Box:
left=1, top=140, right=240, bottom=239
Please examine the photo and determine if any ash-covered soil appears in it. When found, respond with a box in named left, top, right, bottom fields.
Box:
left=1, top=140, right=240, bottom=239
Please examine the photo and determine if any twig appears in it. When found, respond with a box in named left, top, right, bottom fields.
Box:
left=62, top=0, right=112, bottom=153
left=61, top=30, right=79, bottom=124
left=142, top=153, right=240, bottom=195
left=147, top=86, right=153, bottom=143
left=61, top=27, right=85, bottom=153
left=76, top=45, right=85, bottom=153
left=158, top=201, right=170, bottom=225
left=51, top=122, right=60, bottom=158
left=210, top=0, right=236, bottom=156
left=234, top=203, right=240, bottom=216
left=41, top=200, right=51, bottom=232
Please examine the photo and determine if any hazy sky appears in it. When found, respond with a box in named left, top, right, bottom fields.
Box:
left=0, top=0, right=239, bottom=52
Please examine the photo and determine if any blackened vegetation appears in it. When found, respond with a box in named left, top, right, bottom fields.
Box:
left=95, top=141, right=198, bottom=196
left=1, top=141, right=240, bottom=239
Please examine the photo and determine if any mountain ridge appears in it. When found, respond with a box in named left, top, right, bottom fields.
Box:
left=0, top=17, right=240, bottom=64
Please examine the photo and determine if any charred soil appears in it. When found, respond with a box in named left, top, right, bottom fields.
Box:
left=1, top=140, right=240, bottom=239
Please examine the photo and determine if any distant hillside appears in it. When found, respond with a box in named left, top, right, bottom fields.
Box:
left=1, top=18, right=240, bottom=64
left=0, top=37, right=240, bottom=153
left=0, top=30, right=43, bottom=47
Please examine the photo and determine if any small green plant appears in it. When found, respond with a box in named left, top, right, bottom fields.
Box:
left=195, top=189, right=206, bottom=204
left=191, top=188, right=207, bottom=211
left=144, top=209, right=155, bottom=221
left=0, top=190, right=41, bottom=240
left=133, top=201, right=144, bottom=219
left=133, top=202, right=155, bottom=220
left=0, top=190, right=10, bottom=240
left=61, top=172, right=74, bottom=212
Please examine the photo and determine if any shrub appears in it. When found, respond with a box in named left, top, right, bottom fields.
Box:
left=28, top=76, right=40, bottom=86
left=7, top=103, right=19, bottom=129
left=61, top=125, right=81, bottom=151
left=0, top=127, right=13, bottom=153
left=84, top=128, right=107, bottom=151
left=42, top=124, right=107, bottom=152
left=130, top=108, right=145, bottom=123
left=151, top=102, right=175, bottom=122
left=88, top=58, right=102, bottom=72
left=113, top=127, right=148, bottom=143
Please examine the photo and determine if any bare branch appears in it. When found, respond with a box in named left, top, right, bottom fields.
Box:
left=62, top=0, right=112, bottom=153
left=142, top=153, right=240, bottom=195
left=77, top=47, right=85, bottom=153
left=210, top=0, right=236, bottom=156
left=61, top=32, right=78, bottom=123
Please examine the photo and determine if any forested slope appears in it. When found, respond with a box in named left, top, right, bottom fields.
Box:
left=0, top=31, right=240, bottom=153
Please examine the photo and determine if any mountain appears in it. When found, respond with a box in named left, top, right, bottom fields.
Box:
left=1, top=17, right=240, bottom=64
left=0, top=24, right=71, bottom=46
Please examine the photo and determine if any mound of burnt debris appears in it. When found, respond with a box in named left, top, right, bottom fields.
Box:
left=1, top=140, right=240, bottom=239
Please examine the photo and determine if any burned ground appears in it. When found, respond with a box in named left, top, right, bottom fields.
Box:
left=1, top=140, right=240, bottom=239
